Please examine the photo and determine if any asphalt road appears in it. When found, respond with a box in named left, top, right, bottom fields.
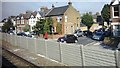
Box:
left=77, top=36, right=98, bottom=45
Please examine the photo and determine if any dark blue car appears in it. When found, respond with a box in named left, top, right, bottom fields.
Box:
left=92, top=32, right=105, bottom=41
left=57, top=34, right=78, bottom=43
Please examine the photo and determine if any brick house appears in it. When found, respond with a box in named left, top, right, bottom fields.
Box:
left=110, top=0, right=120, bottom=37
left=45, top=2, right=81, bottom=35
left=16, top=12, right=31, bottom=32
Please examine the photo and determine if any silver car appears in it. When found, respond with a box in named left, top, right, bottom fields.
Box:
left=74, top=30, right=83, bottom=37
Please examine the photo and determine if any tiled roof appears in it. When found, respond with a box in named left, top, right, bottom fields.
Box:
left=45, top=5, right=69, bottom=17
left=32, top=11, right=37, bottom=17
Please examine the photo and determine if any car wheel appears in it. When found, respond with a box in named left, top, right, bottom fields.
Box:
left=75, top=40, right=78, bottom=43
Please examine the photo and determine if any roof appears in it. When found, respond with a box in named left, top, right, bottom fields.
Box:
left=45, top=5, right=69, bottom=17
left=32, top=11, right=37, bottom=17
left=40, top=9, right=51, bottom=17
left=17, top=13, right=31, bottom=19
left=24, top=13, right=31, bottom=19
left=110, top=0, right=120, bottom=5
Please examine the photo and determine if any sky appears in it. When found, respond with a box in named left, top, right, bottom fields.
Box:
left=1, top=0, right=112, bottom=21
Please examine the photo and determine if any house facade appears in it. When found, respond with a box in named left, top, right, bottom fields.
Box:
left=110, top=0, right=120, bottom=37
left=29, top=11, right=42, bottom=31
left=45, top=2, right=81, bottom=34
left=16, top=13, right=31, bottom=32
left=16, top=8, right=49, bottom=32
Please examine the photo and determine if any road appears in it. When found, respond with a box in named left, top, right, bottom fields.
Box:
left=77, top=36, right=96, bottom=45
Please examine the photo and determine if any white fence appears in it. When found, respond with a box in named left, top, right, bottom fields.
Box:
left=1, top=33, right=120, bottom=67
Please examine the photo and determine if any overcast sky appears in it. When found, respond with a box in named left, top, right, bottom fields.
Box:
left=1, top=0, right=112, bottom=21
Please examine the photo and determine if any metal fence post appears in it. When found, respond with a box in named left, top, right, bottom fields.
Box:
left=80, top=45, right=85, bottom=67
left=115, top=50, right=120, bottom=68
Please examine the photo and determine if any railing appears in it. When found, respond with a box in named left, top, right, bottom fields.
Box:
left=0, top=33, right=119, bottom=67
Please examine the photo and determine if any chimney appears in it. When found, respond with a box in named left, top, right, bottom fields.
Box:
left=52, top=4, right=55, bottom=8
left=68, top=0, right=72, bottom=6
left=40, top=6, right=48, bottom=12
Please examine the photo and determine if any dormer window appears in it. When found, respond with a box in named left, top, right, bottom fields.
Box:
left=113, top=5, right=119, bottom=18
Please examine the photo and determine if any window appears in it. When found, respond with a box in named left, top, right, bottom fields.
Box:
left=65, top=16, right=67, bottom=22
left=115, top=25, right=120, bottom=30
left=21, top=20, right=24, bottom=24
left=17, top=20, right=20, bottom=24
left=57, top=16, right=62, bottom=23
left=33, top=21, right=35, bottom=23
left=113, top=25, right=120, bottom=37
left=113, top=6, right=119, bottom=17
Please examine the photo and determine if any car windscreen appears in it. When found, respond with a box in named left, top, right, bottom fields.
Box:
left=95, top=32, right=102, bottom=36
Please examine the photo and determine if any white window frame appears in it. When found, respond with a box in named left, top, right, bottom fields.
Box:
left=21, top=20, right=24, bottom=24
left=57, top=16, right=62, bottom=23
left=65, top=16, right=68, bottom=22
left=112, top=6, right=119, bottom=18
left=17, top=20, right=20, bottom=24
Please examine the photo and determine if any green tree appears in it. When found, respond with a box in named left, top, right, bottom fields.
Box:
left=101, top=4, right=110, bottom=25
left=44, top=17, right=53, bottom=34
left=56, top=23, right=62, bottom=34
left=33, top=17, right=53, bottom=34
left=2, top=19, right=15, bottom=32
left=23, top=24, right=30, bottom=32
left=81, top=13, right=93, bottom=29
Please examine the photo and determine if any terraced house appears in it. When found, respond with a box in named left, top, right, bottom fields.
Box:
left=45, top=2, right=81, bottom=34
left=16, top=11, right=32, bottom=32
left=110, top=0, right=120, bottom=37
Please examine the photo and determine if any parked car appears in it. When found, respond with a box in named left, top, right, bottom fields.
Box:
left=104, top=29, right=112, bottom=37
left=57, top=34, right=78, bottom=43
left=17, top=32, right=28, bottom=37
left=92, top=32, right=105, bottom=41
left=8, top=30, right=15, bottom=35
left=74, top=29, right=83, bottom=37
left=83, top=30, right=93, bottom=37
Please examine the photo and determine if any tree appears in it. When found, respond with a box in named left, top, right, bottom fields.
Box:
left=81, top=13, right=93, bottom=29
left=23, top=24, right=30, bottom=32
left=33, top=17, right=53, bottom=34
left=33, top=19, right=45, bottom=34
left=2, top=19, right=15, bottom=32
left=56, top=23, right=62, bottom=34
left=101, top=4, right=110, bottom=25
left=44, top=17, right=53, bottom=34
